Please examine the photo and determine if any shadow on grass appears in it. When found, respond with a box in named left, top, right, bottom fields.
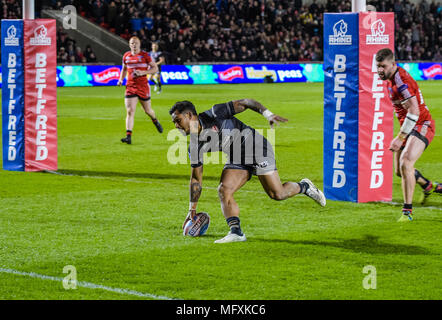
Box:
left=46, top=169, right=221, bottom=181
left=252, top=235, right=431, bottom=255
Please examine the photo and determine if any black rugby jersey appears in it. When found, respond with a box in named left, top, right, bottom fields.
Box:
left=188, top=102, right=272, bottom=168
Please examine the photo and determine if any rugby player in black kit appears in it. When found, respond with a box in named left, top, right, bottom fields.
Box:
left=169, top=99, right=326, bottom=243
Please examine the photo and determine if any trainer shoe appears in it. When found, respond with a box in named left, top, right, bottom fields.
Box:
left=121, top=135, right=132, bottom=144
left=397, top=210, right=413, bottom=222
left=153, top=120, right=163, bottom=133
left=420, top=182, right=437, bottom=205
left=214, top=231, right=247, bottom=244
left=301, top=178, right=326, bottom=207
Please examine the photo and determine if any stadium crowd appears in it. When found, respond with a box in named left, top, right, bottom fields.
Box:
left=56, top=29, right=98, bottom=63
left=0, top=0, right=99, bottom=63
left=2, top=0, right=442, bottom=63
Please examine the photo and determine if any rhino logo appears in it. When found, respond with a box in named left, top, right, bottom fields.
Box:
left=34, top=25, right=47, bottom=39
left=7, top=25, right=17, bottom=39
left=4, top=25, right=19, bottom=46
left=30, top=24, right=51, bottom=45
left=329, top=19, right=352, bottom=45
left=333, top=19, right=348, bottom=37
left=366, top=19, right=389, bottom=44
left=371, top=19, right=385, bottom=36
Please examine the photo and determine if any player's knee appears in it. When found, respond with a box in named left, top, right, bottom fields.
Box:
left=217, top=183, right=234, bottom=200
left=400, top=158, right=414, bottom=173
left=268, top=190, right=286, bottom=201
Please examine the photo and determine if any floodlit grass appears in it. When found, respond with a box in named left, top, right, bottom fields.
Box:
left=0, top=82, right=441, bottom=299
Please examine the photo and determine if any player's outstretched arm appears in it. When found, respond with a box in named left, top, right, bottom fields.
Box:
left=232, top=99, right=288, bottom=128
left=183, top=165, right=203, bottom=229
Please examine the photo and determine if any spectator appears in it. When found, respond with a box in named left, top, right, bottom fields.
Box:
left=92, top=0, right=106, bottom=24
left=57, top=47, right=69, bottom=63
left=143, top=11, right=154, bottom=31
left=106, top=1, right=118, bottom=26
left=83, top=45, right=95, bottom=62
left=74, top=46, right=85, bottom=62
left=174, top=42, right=192, bottom=64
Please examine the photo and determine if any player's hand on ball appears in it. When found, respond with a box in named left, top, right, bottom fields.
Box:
left=182, top=209, right=197, bottom=230
left=269, top=114, right=288, bottom=128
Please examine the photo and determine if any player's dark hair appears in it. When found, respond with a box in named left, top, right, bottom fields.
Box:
left=376, top=48, right=394, bottom=62
left=169, top=101, right=198, bottom=115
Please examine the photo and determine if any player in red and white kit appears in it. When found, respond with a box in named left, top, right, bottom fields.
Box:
left=376, top=48, right=441, bottom=221
left=117, top=36, right=163, bottom=144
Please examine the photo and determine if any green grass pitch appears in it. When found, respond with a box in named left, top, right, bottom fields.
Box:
left=0, top=82, right=441, bottom=300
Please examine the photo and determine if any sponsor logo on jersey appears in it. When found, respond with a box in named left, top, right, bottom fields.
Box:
left=257, top=160, right=269, bottom=168
left=30, top=25, right=51, bottom=45
left=366, top=19, right=389, bottom=45
left=329, top=19, right=352, bottom=45
left=4, top=25, right=19, bottom=46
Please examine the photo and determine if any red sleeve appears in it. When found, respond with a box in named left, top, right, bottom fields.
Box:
left=394, top=69, right=417, bottom=101
left=122, top=52, right=128, bottom=66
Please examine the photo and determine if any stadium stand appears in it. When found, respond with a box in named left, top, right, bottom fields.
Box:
left=56, top=27, right=98, bottom=63
left=1, top=0, right=441, bottom=63
left=0, top=0, right=99, bottom=64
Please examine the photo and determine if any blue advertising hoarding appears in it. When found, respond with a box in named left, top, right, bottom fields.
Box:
left=323, top=13, right=360, bottom=202
left=0, top=62, right=440, bottom=88
left=1, top=20, right=25, bottom=171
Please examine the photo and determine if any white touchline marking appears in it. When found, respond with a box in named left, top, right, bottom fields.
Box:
left=0, top=268, right=178, bottom=300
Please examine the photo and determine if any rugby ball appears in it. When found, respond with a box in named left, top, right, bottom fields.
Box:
left=183, top=212, right=210, bottom=237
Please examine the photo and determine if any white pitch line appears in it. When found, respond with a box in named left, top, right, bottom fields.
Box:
left=0, top=267, right=177, bottom=300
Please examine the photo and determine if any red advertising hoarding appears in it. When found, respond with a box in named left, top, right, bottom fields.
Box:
left=23, top=19, right=57, bottom=171
left=357, top=12, right=394, bottom=202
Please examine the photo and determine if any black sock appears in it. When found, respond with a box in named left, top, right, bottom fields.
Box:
left=226, top=216, right=243, bottom=236
left=298, top=181, right=309, bottom=194
left=415, top=169, right=430, bottom=190
left=403, top=203, right=412, bottom=213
